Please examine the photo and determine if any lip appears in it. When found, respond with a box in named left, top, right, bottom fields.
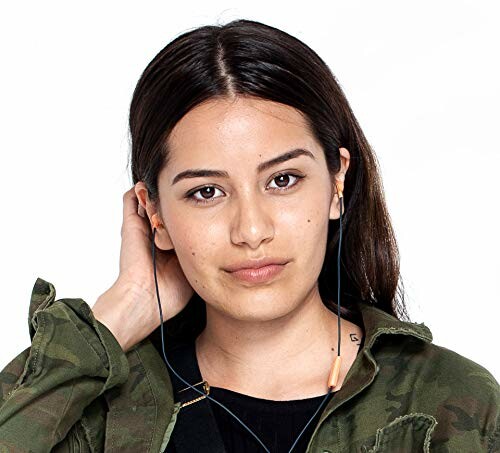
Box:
left=228, top=263, right=287, bottom=283
left=224, top=256, right=290, bottom=272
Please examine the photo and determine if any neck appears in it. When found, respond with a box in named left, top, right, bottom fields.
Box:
left=195, top=288, right=362, bottom=400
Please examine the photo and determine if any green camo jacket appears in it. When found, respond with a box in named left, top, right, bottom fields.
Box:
left=0, top=277, right=498, bottom=452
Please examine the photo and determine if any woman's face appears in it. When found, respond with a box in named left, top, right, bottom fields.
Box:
left=156, top=96, right=343, bottom=322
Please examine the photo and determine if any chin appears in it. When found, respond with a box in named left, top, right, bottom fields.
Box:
left=213, top=295, right=298, bottom=323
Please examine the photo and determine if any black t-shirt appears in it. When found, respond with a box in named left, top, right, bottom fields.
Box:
left=201, top=385, right=334, bottom=452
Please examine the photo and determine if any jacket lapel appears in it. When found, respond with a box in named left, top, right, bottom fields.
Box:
left=305, top=302, right=433, bottom=447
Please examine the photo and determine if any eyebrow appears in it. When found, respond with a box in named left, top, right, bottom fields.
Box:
left=171, top=148, right=315, bottom=186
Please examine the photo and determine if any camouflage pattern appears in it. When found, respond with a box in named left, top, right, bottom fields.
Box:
left=0, top=277, right=498, bottom=452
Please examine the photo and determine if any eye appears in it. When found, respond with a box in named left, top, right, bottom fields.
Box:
left=267, top=172, right=305, bottom=192
left=185, top=172, right=305, bottom=205
left=186, top=186, right=225, bottom=204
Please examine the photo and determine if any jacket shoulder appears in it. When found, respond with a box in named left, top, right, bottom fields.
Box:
left=364, top=336, right=499, bottom=450
left=424, top=342, right=498, bottom=391
left=414, top=342, right=499, bottom=450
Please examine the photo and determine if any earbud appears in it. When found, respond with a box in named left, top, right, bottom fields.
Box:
left=335, top=180, right=344, bottom=199
left=151, top=213, right=163, bottom=230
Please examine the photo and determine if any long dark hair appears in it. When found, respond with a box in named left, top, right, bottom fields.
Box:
left=128, top=19, right=411, bottom=342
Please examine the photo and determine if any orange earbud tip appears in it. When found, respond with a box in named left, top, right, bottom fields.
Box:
left=336, top=182, right=344, bottom=199
left=151, top=214, right=162, bottom=229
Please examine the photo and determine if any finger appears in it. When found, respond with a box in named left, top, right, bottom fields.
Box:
left=123, top=186, right=140, bottom=221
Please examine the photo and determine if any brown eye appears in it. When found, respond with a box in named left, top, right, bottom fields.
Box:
left=267, top=173, right=304, bottom=191
left=186, top=185, right=224, bottom=204
left=199, top=187, right=216, bottom=199
left=274, top=174, right=290, bottom=187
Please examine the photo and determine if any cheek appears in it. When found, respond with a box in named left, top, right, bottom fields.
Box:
left=282, top=203, right=330, bottom=280
left=171, top=226, right=222, bottom=292
left=279, top=201, right=329, bottom=248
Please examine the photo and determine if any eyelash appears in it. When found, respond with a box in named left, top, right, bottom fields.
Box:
left=185, top=172, right=306, bottom=205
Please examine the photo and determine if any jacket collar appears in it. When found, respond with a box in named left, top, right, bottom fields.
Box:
left=356, top=301, right=433, bottom=348
left=308, top=301, right=433, bottom=439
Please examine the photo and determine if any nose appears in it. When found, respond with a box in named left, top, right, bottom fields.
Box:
left=230, top=195, right=275, bottom=249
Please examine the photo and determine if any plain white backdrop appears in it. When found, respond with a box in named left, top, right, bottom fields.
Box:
left=0, top=1, right=498, bottom=379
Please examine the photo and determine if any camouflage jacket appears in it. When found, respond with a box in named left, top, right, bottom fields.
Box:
left=0, top=277, right=498, bottom=452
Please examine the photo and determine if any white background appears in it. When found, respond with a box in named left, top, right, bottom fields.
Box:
left=1, top=1, right=498, bottom=379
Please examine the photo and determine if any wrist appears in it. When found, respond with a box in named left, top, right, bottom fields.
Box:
left=91, top=279, right=157, bottom=353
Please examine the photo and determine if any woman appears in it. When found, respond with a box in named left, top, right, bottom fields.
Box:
left=0, top=19, right=498, bottom=452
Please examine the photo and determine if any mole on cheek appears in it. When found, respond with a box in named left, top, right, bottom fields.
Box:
left=307, top=219, right=311, bottom=222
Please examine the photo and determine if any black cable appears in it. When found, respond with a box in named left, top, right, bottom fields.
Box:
left=151, top=190, right=344, bottom=453
left=337, top=194, right=343, bottom=357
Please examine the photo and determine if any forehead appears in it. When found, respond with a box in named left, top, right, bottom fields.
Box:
left=166, top=96, right=315, bottom=160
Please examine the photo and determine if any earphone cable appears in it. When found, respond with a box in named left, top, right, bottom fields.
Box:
left=337, top=194, right=343, bottom=357
left=151, top=193, right=343, bottom=453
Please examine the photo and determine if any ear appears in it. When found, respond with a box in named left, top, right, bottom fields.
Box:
left=329, top=147, right=350, bottom=220
left=134, top=181, right=175, bottom=250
